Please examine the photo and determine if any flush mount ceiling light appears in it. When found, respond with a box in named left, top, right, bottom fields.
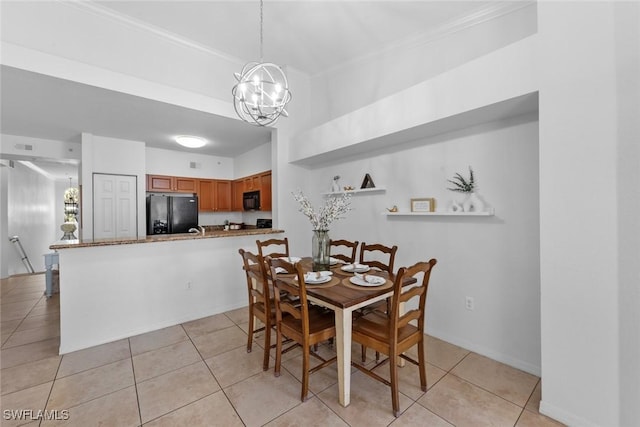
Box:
left=175, top=136, right=206, bottom=148
left=232, top=0, right=292, bottom=127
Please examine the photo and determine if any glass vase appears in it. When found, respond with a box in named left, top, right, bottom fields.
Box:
left=312, top=229, right=331, bottom=271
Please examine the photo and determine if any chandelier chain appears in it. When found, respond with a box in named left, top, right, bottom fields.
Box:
left=259, top=0, right=264, bottom=62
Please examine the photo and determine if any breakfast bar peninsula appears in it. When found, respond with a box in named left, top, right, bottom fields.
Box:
left=50, top=228, right=284, bottom=354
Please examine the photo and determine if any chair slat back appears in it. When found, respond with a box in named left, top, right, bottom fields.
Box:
left=239, top=249, right=269, bottom=305
left=330, top=239, right=359, bottom=263
left=267, top=257, right=309, bottom=329
left=359, top=242, right=398, bottom=274
left=256, top=237, right=290, bottom=259
left=389, top=259, right=437, bottom=336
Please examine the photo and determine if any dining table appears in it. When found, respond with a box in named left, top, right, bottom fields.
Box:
left=290, top=257, right=416, bottom=407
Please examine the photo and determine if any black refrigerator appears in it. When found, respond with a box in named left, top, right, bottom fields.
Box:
left=146, top=195, right=199, bottom=234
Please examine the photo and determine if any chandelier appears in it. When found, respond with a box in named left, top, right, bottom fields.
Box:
left=232, top=0, right=292, bottom=127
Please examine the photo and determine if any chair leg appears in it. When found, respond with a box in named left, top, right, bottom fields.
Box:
left=262, top=321, right=271, bottom=371
left=418, top=339, right=427, bottom=392
left=361, top=345, right=367, bottom=363
left=390, top=352, right=400, bottom=417
left=301, top=342, right=310, bottom=401
left=247, top=311, right=254, bottom=353
left=274, top=327, right=283, bottom=377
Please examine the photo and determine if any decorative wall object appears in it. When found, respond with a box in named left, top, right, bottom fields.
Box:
left=331, top=175, right=341, bottom=193
left=293, top=189, right=352, bottom=271
left=447, top=166, right=486, bottom=212
left=360, top=173, right=375, bottom=189
left=411, top=198, right=435, bottom=212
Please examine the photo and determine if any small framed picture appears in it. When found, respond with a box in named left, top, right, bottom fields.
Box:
left=411, top=198, right=435, bottom=212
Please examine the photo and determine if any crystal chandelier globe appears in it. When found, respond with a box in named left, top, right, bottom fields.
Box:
left=232, top=0, right=292, bottom=127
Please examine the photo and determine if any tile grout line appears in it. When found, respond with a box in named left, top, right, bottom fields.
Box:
left=128, top=337, right=143, bottom=426
left=183, top=323, right=247, bottom=426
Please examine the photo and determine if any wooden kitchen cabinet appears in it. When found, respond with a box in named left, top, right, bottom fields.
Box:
left=244, top=175, right=260, bottom=192
left=214, top=180, right=232, bottom=211
left=231, top=179, right=243, bottom=211
left=198, top=179, right=231, bottom=212
left=175, top=177, right=197, bottom=192
left=148, top=171, right=270, bottom=212
left=147, top=175, right=197, bottom=193
left=259, top=171, right=272, bottom=211
left=197, top=180, right=214, bottom=211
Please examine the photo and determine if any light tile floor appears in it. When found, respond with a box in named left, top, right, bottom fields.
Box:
left=1, top=274, right=565, bottom=426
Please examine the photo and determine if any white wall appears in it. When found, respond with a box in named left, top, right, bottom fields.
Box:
left=291, top=35, right=537, bottom=164
left=233, top=142, right=272, bottom=178
left=309, top=2, right=537, bottom=127
left=3, top=162, right=57, bottom=275
left=538, top=2, right=634, bottom=426
left=0, top=134, right=80, bottom=278
left=80, top=134, right=146, bottom=240
left=0, top=164, right=8, bottom=277
left=615, top=3, right=640, bottom=425
left=0, top=134, right=81, bottom=161
left=0, top=1, right=242, bottom=107
left=296, top=114, right=540, bottom=374
left=57, top=233, right=267, bottom=353
left=146, top=146, right=234, bottom=179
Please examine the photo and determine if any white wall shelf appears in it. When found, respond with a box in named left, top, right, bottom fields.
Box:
left=322, top=187, right=386, bottom=196
left=384, top=208, right=495, bottom=217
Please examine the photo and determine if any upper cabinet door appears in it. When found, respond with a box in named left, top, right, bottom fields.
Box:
left=214, top=180, right=232, bottom=211
left=259, top=171, right=272, bottom=211
left=147, top=175, right=173, bottom=192
left=231, top=180, right=243, bottom=211
left=244, top=175, right=260, bottom=192
left=147, top=175, right=196, bottom=193
left=198, top=180, right=214, bottom=211
left=174, top=177, right=197, bottom=193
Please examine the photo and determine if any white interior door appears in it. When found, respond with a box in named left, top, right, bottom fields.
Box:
left=93, top=174, right=137, bottom=239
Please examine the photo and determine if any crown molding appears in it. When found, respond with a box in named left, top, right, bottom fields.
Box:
left=315, top=0, right=537, bottom=78
left=61, top=0, right=244, bottom=65
left=59, top=0, right=535, bottom=79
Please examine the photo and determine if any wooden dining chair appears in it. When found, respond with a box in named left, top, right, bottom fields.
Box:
left=238, top=249, right=278, bottom=371
left=329, top=239, right=359, bottom=264
left=359, top=242, right=398, bottom=274
left=256, top=237, right=290, bottom=259
left=267, top=256, right=337, bottom=401
left=351, top=259, right=437, bottom=417
left=358, top=242, right=399, bottom=326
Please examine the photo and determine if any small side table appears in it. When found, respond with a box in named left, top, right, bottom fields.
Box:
left=43, top=252, right=59, bottom=298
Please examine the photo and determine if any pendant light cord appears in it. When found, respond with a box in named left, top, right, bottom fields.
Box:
left=259, top=0, right=264, bottom=62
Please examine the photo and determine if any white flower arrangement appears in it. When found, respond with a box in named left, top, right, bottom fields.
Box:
left=292, top=189, right=351, bottom=230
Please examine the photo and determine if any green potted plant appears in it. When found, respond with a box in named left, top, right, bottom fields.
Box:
left=447, top=167, right=484, bottom=212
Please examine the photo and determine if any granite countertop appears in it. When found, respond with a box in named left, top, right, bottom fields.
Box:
left=50, top=226, right=284, bottom=250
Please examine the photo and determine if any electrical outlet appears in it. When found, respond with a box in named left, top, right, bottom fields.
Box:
left=465, top=296, right=474, bottom=311
left=186, top=281, right=192, bottom=290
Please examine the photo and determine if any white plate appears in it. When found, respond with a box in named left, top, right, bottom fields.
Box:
left=341, top=264, right=370, bottom=273
left=304, top=271, right=332, bottom=281
left=329, top=257, right=339, bottom=265
left=305, top=275, right=331, bottom=284
left=279, top=256, right=301, bottom=263
left=349, top=275, right=386, bottom=287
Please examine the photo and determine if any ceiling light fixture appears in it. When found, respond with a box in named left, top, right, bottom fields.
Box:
left=175, top=135, right=207, bottom=148
left=232, top=0, right=292, bottom=127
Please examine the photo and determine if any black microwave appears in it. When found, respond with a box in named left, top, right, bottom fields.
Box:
left=243, top=191, right=260, bottom=211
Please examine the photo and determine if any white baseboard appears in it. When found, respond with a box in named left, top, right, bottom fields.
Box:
left=539, top=399, right=603, bottom=427
left=426, top=327, right=541, bottom=377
